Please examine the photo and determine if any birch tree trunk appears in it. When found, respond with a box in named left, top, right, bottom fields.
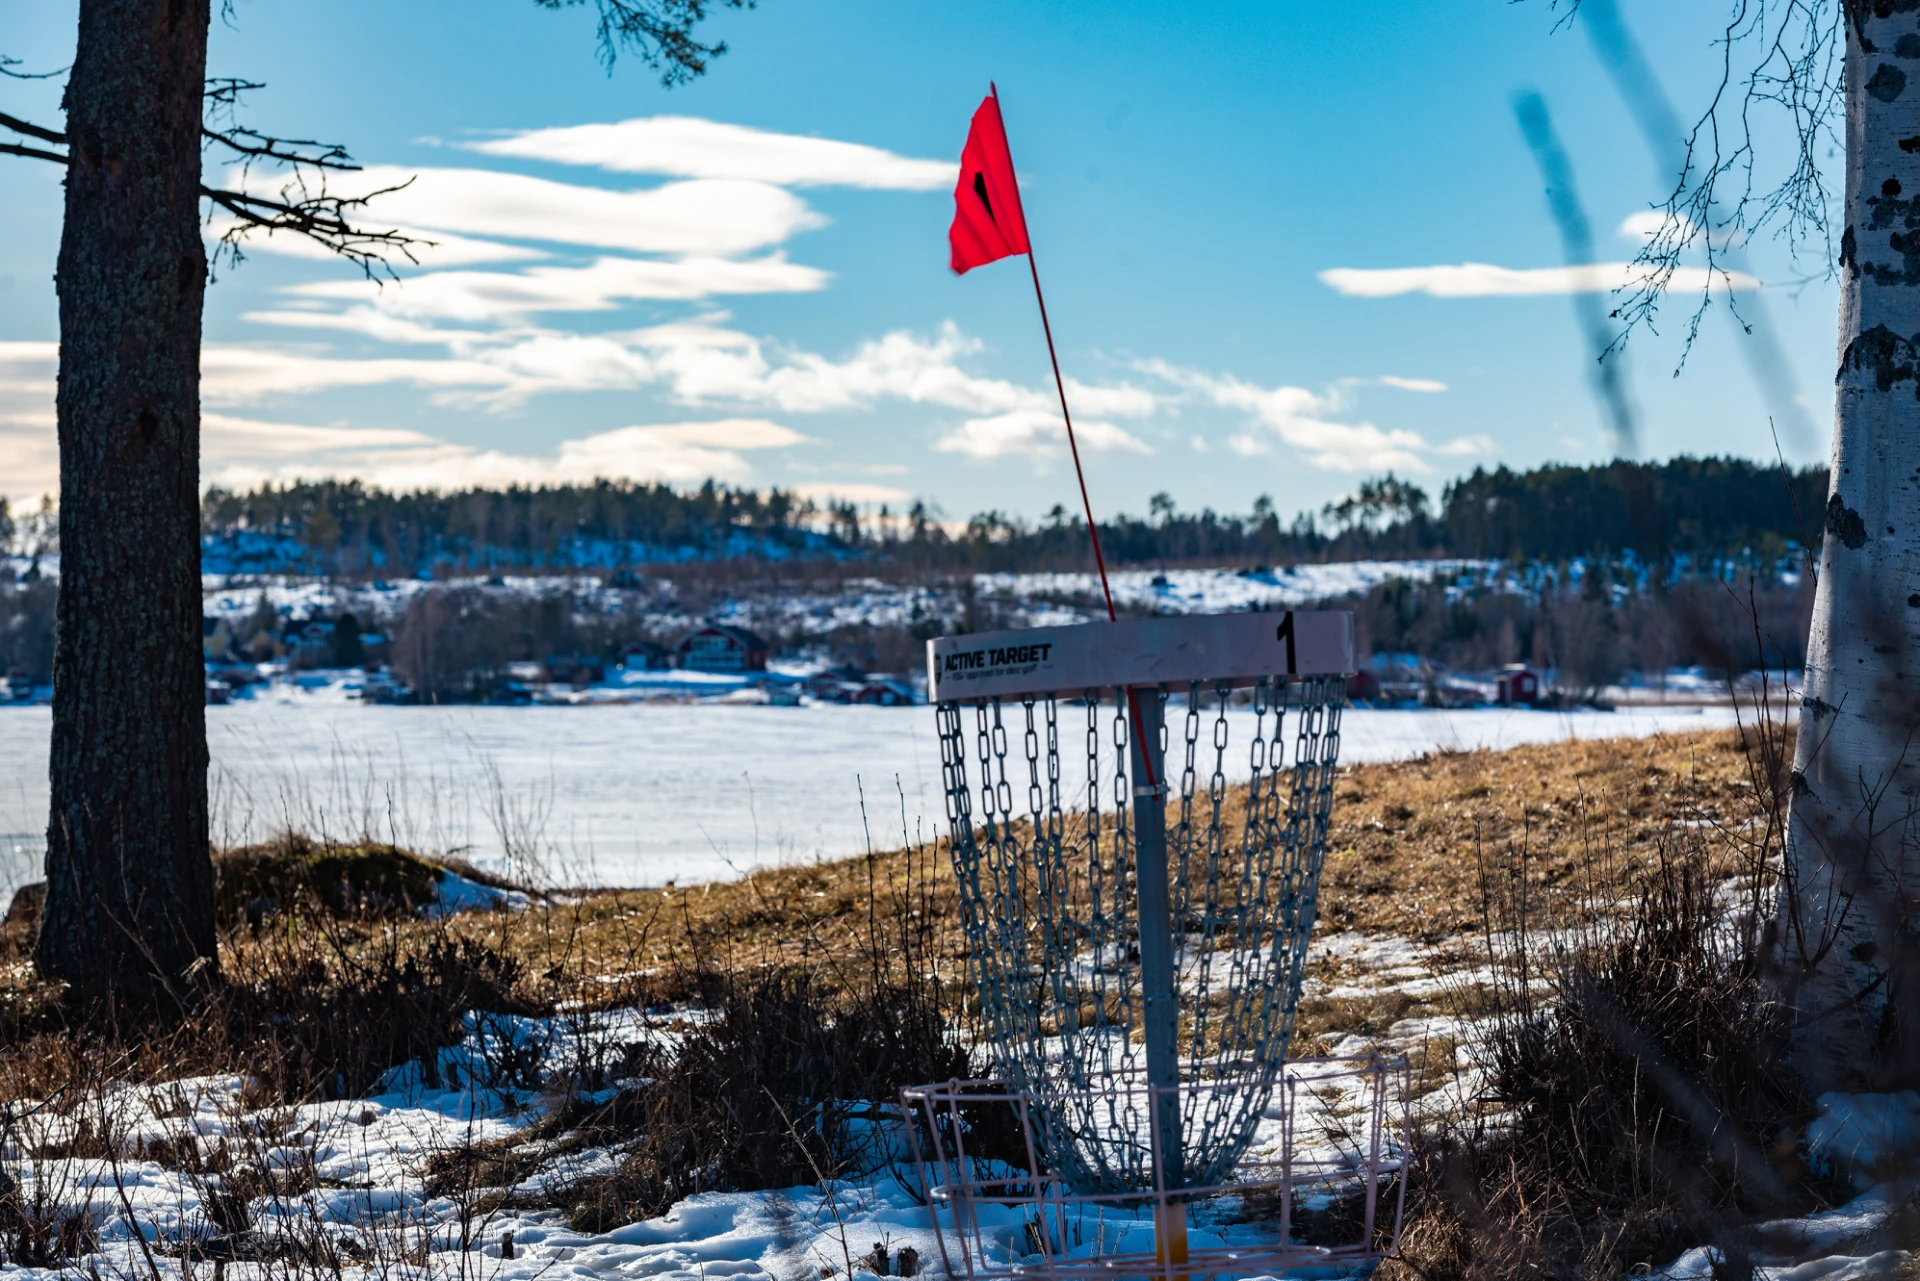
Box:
left=1783, top=4, right=1920, bottom=1087
left=37, top=0, right=218, bottom=997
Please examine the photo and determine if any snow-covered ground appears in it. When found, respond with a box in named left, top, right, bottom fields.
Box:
left=0, top=1001, right=1397, bottom=1281
left=0, top=699, right=1759, bottom=901
left=1, top=925, right=1903, bottom=1281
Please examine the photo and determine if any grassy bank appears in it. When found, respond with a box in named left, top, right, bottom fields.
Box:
left=0, top=719, right=1846, bottom=1277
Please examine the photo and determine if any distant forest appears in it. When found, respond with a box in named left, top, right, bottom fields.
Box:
left=192, top=455, right=1830, bottom=576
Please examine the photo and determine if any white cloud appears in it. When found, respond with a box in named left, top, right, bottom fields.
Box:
left=1138, top=359, right=1486, bottom=473
left=0, top=344, right=59, bottom=501
left=0, top=341, right=57, bottom=394
left=287, top=254, right=828, bottom=322
left=7, top=317, right=1169, bottom=494
left=788, top=481, right=916, bottom=505
left=618, top=419, right=811, bottom=449
left=1617, top=210, right=1701, bottom=243
left=622, top=321, right=1164, bottom=426
left=201, top=346, right=527, bottom=404
left=203, top=413, right=441, bottom=458
left=196, top=318, right=1170, bottom=443
left=208, top=220, right=548, bottom=268
left=1317, top=261, right=1760, bottom=298
left=200, top=416, right=808, bottom=492
left=466, top=116, right=953, bottom=190
left=1617, top=211, right=1668, bottom=243
left=1377, top=375, right=1447, bottom=393
left=239, top=166, right=825, bottom=258
left=931, top=409, right=1151, bottom=460
left=241, top=308, right=495, bottom=347
left=0, top=412, right=56, bottom=506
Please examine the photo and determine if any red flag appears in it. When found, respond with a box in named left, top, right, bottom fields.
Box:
left=949, top=87, right=1030, bottom=274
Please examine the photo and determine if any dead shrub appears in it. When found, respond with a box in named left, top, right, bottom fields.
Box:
left=0, top=1171, right=99, bottom=1268
left=558, top=966, right=972, bottom=1230
left=221, top=927, right=538, bottom=1101
left=212, top=835, right=448, bottom=928
left=1387, top=745, right=1825, bottom=1280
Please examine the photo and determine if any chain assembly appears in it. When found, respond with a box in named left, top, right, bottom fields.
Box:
left=936, top=674, right=1346, bottom=1195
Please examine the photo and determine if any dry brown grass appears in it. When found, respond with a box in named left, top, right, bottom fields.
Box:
left=1319, top=724, right=1776, bottom=939
left=497, top=725, right=1772, bottom=989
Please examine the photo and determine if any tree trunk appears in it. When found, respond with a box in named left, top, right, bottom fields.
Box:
left=1782, top=4, right=1920, bottom=1088
left=38, top=0, right=217, bottom=998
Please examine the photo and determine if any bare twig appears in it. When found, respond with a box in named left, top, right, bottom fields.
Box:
left=1561, top=0, right=1846, bottom=358
left=0, top=54, right=69, bottom=81
left=0, top=84, right=429, bottom=279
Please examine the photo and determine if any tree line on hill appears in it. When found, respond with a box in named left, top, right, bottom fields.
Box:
left=0, top=458, right=1827, bottom=691
left=1347, top=562, right=1811, bottom=700
left=191, top=455, right=1829, bottom=576
left=189, top=554, right=1813, bottom=705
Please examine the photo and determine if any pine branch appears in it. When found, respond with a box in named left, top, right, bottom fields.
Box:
left=532, top=0, right=754, bottom=84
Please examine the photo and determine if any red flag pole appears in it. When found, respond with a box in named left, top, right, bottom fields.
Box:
left=1025, top=253, right=1119, bottom=625
left=990, top=86, right=1119, bottom=627
left=991, top=96, right=1181, bottom=1229
left=991, top=90, right=1158, bottom=795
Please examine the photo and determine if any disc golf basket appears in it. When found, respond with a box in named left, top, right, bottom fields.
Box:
left=904, top=610, right=1408, bottom=1279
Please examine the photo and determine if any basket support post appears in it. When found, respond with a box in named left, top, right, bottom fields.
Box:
left=1128, top=688, right=1187, bottom=1271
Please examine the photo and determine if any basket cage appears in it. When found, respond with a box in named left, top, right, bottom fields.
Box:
left=899, top=1055, right=1410, bottom=1281
left=933, top=675, right=1347, bottom=1196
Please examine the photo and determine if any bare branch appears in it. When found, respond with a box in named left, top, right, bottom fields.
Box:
left=204, top=126, right=360, bottom=169
left=203, top=175, right=428, bottom=281
left=0, top=140, right=66, bottom=164
left=1, top=83, right=429, bottom=279
left=531, top=0, right=754, bottom=84
left=201, top=77, right=360, bottom=171
left=1582, top=0, right=1847, bottom=359
left=0, top=54, right=69, bottom=81
left=0, top=109, right=66, bottom=145
left=194, top=77, right=429, bottom=279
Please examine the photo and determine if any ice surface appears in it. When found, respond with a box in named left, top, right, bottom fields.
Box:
left=0, top=701, right=1752, bottom=899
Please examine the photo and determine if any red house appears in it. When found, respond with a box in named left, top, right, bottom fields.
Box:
left=1496, top=664, right=1540, bottom=706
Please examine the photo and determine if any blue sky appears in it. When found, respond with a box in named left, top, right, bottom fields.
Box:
left=0, top=1, right=1841, bottom=525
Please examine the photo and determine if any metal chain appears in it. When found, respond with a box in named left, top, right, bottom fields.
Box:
left=939, top=671, right=1346, bottom=1196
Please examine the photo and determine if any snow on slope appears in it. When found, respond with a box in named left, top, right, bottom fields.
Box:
left=977, top=560, right=1503, bottom=617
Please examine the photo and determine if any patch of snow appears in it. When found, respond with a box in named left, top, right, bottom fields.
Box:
left=1805, top=1092, right=1920, bottom=1189
left=427, top=870, right=532, bottom=919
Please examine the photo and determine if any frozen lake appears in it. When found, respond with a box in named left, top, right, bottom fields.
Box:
left=0, top=700, right=1752, bottom=896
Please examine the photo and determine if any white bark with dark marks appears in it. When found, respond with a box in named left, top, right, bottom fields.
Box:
left=1785, top=0, right=1920, bottom=1086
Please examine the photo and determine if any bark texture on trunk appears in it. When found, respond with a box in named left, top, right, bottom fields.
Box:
left=38, top=0, right=217, bottom=996
left=1784, top=3, right=1920, bottom=1087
